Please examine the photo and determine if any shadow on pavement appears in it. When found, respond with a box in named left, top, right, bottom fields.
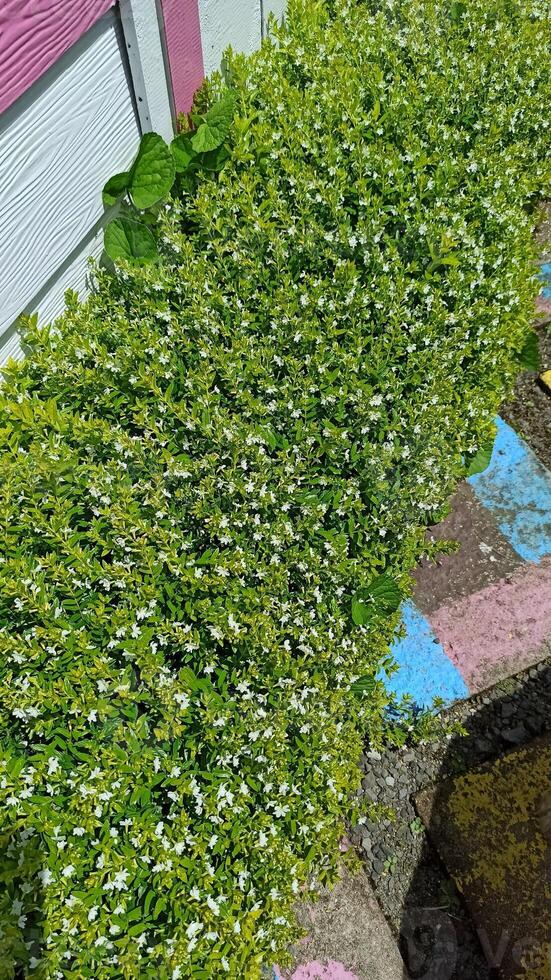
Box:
left=399, top=664, right=551, bottom=980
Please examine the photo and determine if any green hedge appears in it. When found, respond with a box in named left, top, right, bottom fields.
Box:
left=0, top=0, right=549, bottom=976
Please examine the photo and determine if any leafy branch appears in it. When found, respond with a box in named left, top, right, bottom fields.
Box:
left=102, top=92, right=237, bottom=264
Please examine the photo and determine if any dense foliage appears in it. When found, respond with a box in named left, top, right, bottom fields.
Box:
left=0, top=0, right=549, bottom=975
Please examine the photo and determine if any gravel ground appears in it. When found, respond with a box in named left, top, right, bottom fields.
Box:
left=351, top=657, right=551, bottom=980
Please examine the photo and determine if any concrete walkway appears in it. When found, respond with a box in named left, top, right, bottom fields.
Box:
left=274, top=865, right=407, bottom=980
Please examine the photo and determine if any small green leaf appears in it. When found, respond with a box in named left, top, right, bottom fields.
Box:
left=171, top=134, right=197, bottom=173
left=129, top=133, right=175, bottom=210
left=350, top=674, right=376, bottom=695
left=102, top=171, right=131, bottom=208
left=465, top=435, right=495, bottom=477
left=191, top=94, right=236, bottom=153
left=179, top=666, right=198, bottom=689
left=450, top=0, right=466, bottom=21
left=351, top=596, right=370, bottom=625
left=427, top=254, right=459, bottom=273
left=104, top=218, right=158, bottom=264
left=200, top=144, right=231, bottom=173
left=519, top=331, right=540, bottom=372
left=369, top=573, right=402, bottom=613
left=351, top=573, right=401, bottom=625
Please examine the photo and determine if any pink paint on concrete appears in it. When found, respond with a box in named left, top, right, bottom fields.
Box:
left=0, top=0, right=114, bottom=115
left=160, top=0, right=204, bottom=114
left=429, top=556, right=551, bottom=692
left=275, top=962, right=359, bottom=980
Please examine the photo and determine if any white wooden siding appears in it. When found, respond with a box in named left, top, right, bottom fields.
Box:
left=262, top=0, right=287, bottom=35
left=0, top=11, right=140, bottom=362
left=198, top=0, right=262, bottom=76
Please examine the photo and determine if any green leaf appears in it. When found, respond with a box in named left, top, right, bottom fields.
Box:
left=351, top=573, right=401, bottom=625
left=191, top=94, right=236, bottom=153
left=465, top=434, right=495, bottom=476
left=171, top=134, right=197, bottom=173
left=179, top=666, right=198, bottom=689
left=350, top=674, right=376, bottom=695
left=450, top=0, right=466, bottom=21
left=144, top=889, right=156, bottom=917
left=129, top=133, right=175, bottom=210
left=427, top=254, right=459, bottom=273
left=104, top=218, right=158, bottom=264
left=200, top=144, right=231, bottom=173
left=519, top=331, right=540, bottom=372
left=102, top=171, right=131, bottom=208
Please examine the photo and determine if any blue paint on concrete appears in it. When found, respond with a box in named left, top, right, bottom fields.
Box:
left=468, top=417, right=551, bottom=563
left=540, top=262, right=551, bottom=299
left=381, top=601, right=469, bottom=708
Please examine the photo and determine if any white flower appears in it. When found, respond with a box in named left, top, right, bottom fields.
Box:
left=186, top=921, right=203, bottom=939
left=173, top=692, right=190, bottom=710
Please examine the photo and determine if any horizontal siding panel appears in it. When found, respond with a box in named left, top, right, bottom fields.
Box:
left=2, top=225, right=106, bottom=364
left=0, top=11, right=140, bottom=356
left=0, top=0, right=115, bottom=114
left=198, top=0, right=262, bottom=76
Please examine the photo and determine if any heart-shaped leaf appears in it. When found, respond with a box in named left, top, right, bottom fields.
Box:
left=129, top=133, right=175, bottom=210
left=102, top=171, right=131, bottom=208
left=191, top=94, right=236, bottom=153
left=171, top=134, right=197, bottom=173
left=104, top=218, right=158, bottom=264
left=351, top=573, right=401, bottom=625
left=519, top=331, right=540, bottom=372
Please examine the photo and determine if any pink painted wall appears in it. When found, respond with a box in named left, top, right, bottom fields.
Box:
left=161, top=0, right=204, bottom=115
left=0, top=0, right=115, bottom=115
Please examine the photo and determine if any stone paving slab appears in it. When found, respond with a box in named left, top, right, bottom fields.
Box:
left=416, top=734, right=551, bottom=979
left=412, top=482, right=523, bottom=614
left=273, top=865, right=408, bottom=980
left=429, top=558, right=551, bottom=691
left=469, top=417, right=551, bottom=564
left=386, top=411, right=551, bottom=708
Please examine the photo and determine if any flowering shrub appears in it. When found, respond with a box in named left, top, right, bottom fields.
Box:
left=0, top=0, right=549, bottom=976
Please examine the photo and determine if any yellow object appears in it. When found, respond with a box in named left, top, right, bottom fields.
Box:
left=539, top=370, right=551, bottom=395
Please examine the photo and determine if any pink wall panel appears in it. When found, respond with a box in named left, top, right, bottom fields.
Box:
left=0, top=0, right=115, bottom=115
left=161, top=0, right=204, bottom=115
